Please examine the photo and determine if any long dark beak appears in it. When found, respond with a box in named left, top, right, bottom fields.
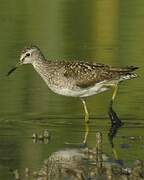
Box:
left=7, top=62, right=22, bottom=76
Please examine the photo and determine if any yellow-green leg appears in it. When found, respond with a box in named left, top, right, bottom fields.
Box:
left=81, top=98, right=90, bottom=144
left=111, top=84, right=118, bottom=102
left=64, top=98, right=90, bottom=146
left=81, top=98, right=89, bottom=123
left=83, top=122, right=90, bottom=144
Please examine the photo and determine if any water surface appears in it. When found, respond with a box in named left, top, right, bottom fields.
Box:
left=0, top=0, right=144, bottom=179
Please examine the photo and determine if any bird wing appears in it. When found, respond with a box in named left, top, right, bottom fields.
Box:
left=63, top=61, right=138, bottom=88
left=63, top=61, right=110, bottom=88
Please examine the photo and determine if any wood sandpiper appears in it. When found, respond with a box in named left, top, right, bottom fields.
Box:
left=7, top=46, right=138, bottom=124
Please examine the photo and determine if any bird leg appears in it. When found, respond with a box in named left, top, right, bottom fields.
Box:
left=81, top=98, right=90, bottom=123
left=64, top=98, right=90, bottom=146
left=65, top=121, right=89, bottom=147
left=83, top=122, right=90, bottom=145
left=81, top=98, right=90, bottom=144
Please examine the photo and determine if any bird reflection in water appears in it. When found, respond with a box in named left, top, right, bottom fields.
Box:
left=16, top=130, right=144, bottom=180
left=108, top=102, right=123, bottom=160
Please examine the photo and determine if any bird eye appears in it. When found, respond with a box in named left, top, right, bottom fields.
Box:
left=26, top=53, right=30, bottom=57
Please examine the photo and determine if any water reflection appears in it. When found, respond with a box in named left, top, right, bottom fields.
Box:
left=108, top=102, right=123, bottom=160
left=14, top=130, right=144, bottom=180
left=32, top=129, right=51, bottom=144
left=0, top=0, right=144, bottom=179
left=27, top=118, right=124, bottom=179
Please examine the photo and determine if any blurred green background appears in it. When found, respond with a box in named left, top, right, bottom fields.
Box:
left=0, top=0, right=144, bottom=179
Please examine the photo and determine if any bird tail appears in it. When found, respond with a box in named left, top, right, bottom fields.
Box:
left=124, top=66, right=139, bottom=72
left=119, top=66, right=139, bottom=81
left=110, top=66, right=139, bottom=73
left=109, top=66, right=139, bottom=81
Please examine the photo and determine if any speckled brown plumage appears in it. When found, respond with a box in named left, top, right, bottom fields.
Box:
left=62, top=61, right=138, bottom=88
left=8, top=46, right=138, bottom=98
left=7, top=45, right=139, bottom=126
left=33, top=59, right=138, bottom=90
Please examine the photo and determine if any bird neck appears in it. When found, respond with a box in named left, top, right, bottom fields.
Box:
left=32, top=59, right=51, bottom=77
left=32, top=57, right=48, bottom=69
left=32, top=59, right=54, bottom=87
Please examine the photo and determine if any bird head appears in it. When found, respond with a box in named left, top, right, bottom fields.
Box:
left=7, top=45, right=44, bottom=76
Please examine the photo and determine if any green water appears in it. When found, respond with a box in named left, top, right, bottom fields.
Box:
left=0, top=0, right=144, bottom=179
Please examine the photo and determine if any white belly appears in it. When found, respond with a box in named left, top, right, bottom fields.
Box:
left=48, top=82, right=109, bottom=97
